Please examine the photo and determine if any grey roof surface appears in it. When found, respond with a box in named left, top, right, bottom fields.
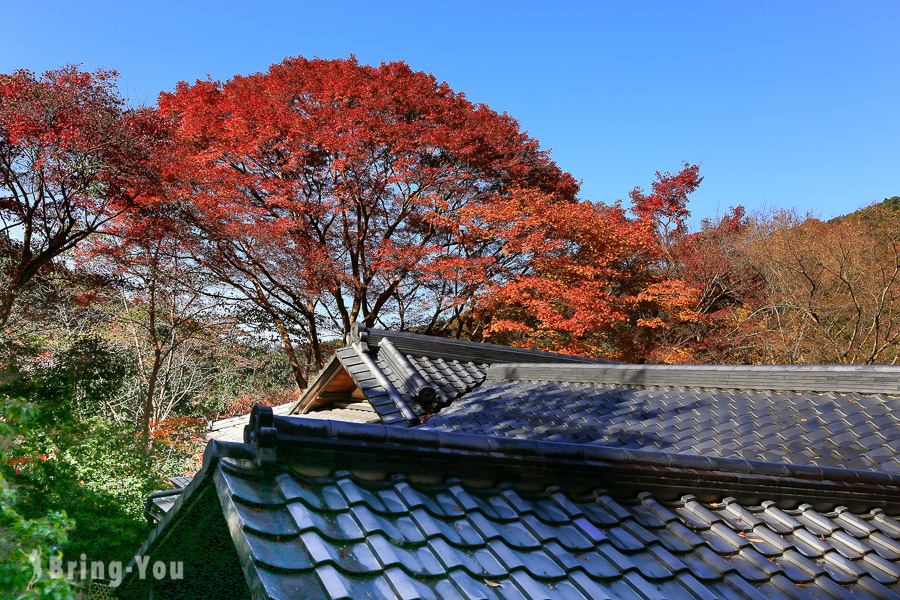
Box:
left=298, top=401, right=382, bottom=424
left=168, top=476, right=193, bottom=488
left=421, top=364, right=900, bottom=474
left=300, top=328, right=605, bottom=426
left=217, top=466, right=900, bottom=600
left=128, top=333, right=900, bottom=600
left=121, top=412, right=900, bottom=600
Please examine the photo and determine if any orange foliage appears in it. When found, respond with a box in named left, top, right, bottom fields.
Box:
left=469, top=164, right=704, bottom=362
left=158, top=56, right=578, bottom=367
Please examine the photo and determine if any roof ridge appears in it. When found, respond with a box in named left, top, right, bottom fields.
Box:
left=354, top=327, right=609, bottom=364
left=244, top=412, right=900, bottom=511
left=486, top=363, right=900, bottom=394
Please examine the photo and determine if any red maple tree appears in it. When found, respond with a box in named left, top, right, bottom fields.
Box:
left=473, top=165, right=705, bottom=363
left=0, top=66, right=166, bottom=329
left=158, top=56, right=578, bottom=383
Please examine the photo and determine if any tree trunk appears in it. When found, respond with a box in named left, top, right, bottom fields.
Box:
left=141, top=350, right=162, bottom=454
left=0, top=287, right=17, bottom=330
left=272, top=313, right=308, bottom=390
left=305, top=302, right=324, bottom=369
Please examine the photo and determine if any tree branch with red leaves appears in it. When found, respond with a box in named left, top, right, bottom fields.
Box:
left=0, top=66, right=165, bottom=330
left=158, top=56, right=578, bottom=383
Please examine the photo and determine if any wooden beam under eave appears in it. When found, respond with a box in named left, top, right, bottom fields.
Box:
left=290, top=357, right=354, bottom=414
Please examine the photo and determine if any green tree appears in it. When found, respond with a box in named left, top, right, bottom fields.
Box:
left=0, top=398, right=77, bottom=600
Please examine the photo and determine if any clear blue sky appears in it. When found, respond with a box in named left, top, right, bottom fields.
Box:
left=5, top=1, right=898, bottom=224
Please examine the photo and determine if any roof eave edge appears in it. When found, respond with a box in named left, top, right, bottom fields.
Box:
left=116, top=439, right=255, bottom=596
left=486, top=363, right=900, bottom=394
left=289, top=355, right=343, bottom=415
left=257, top=414, right=900, bottom=513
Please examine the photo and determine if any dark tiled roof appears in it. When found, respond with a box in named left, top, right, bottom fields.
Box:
left=120, top=411, right=900, bottom=600
left=217, top=467, right=900, bottom=600
left=126, top=329, right=900, bottom=600
left=293, top=328, right=605, bottom=426
left=359, top=344, right=490, bottom=423
left=421, top=364, right=900, bottom=474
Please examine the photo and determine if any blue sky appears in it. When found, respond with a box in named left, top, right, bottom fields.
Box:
left=5, top=1, right=898, bottom=224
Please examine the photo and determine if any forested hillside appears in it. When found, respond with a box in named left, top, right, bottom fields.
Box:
left=1, top=59, right=898, bottom=596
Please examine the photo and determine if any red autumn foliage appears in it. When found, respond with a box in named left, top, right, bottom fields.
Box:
left=471, top=166, right=705, bottom=362
left=630, top=162, right=702, bottom=241
left=0, top=66, right=166, bottom=328
left=158, top=56, right=578, bottom=382
left=0, top=60, right=729, bottom=368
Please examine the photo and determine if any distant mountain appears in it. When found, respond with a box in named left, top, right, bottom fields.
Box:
left=828, top=196, right=900, bottom=225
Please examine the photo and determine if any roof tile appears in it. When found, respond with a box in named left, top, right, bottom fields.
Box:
left=422, top=375, right=900, bottom=476
left=867, top=533, right=900, bottom=560
left=286, top=502, right=364, bottom=541
left=859, top=553, right=900, bottom=584
left=244, top=529, right=314, bottom=571
left=189, top=443, right=900, bottom=599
